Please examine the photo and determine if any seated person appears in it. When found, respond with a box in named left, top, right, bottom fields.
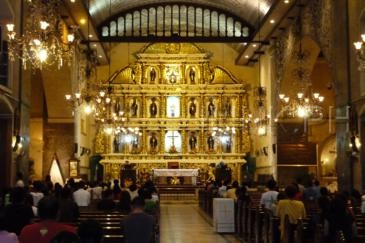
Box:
left=276, top=185, right=306, bottom=240
left=73, top=181, right=91, bottom=207
left=19, top=196, right=76, bottom=243
left=119, top=189, right=131, bottom=214
left=77, top=220, right=103, bottom=243
left=121, top=197, right=155, bottom=243
left=50, top=231, right=79, bottom=243
left=58, top=188, right=79, bottom=223
left=0, top=209, right=18, bottom=243
left=97, top=189, right=115, bottom=211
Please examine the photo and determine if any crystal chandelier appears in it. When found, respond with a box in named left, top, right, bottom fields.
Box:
left=354, top=34, right=365, bottom=70
left=278, top=90, right=324, bottom=119
left=6, top=0, right=78, bottom=69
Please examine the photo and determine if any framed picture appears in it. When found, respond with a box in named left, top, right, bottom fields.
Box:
left=69, top=160, right=79, bottom=177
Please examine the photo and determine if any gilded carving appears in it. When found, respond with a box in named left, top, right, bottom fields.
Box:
left=94, top=127, right=105, bottom=154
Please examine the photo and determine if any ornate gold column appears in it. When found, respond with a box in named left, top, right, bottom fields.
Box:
left=142, top=128, right=147, bottom=153
left=160, top=130, right=165, bottom=154
left=181, top=63, right=186, bottom=84
left=181, top=129, right=187, bottom=153
left=160, top=95, right=166, bottom=117
left=141, top=93, right=146, bottom=118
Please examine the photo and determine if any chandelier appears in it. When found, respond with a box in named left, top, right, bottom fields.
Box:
left=243, top=87, right=270, bottom=135
left=65, top=45, right=99, bottom=114
left=278, top=90, right=324, bottom=119
left=6, top=0, right=78, bottom=69
left=354, top=34, right=365, bottom=70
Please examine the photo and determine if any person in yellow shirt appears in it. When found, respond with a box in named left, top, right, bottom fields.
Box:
left=276, top=184, right=306, bottom=240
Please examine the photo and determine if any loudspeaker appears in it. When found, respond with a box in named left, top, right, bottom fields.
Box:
left=74, top=143, right=78, bottom=154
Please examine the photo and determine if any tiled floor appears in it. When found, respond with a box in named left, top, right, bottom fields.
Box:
left=160, top=203, right=242, bottom=243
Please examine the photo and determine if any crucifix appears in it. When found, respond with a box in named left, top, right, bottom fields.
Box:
left=167, top=131, right=179, bottom=147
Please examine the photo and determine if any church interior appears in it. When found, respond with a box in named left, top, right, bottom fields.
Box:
left=1, top=0, right=365, bottom=242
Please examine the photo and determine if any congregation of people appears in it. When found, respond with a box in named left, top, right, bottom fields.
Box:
left=0, top=173, right=158, bottom=243
left=202, top=177, right=363, bottom=242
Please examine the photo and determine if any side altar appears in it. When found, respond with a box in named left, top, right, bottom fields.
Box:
left=96, top=43, right=251, bottom=183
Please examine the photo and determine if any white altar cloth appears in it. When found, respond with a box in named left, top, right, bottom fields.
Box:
left=152, top=169, right=199, bottom=177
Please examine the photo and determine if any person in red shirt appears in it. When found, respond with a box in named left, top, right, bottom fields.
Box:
left=19, top=196, right=76, bottom=243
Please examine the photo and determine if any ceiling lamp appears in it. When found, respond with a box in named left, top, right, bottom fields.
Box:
left=6, top=0, right=78, bottom=69
left=354, top=34, right=365, bottom=70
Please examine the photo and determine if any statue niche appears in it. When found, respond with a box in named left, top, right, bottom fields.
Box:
left=222, top=98, right=232, bottom=118
left=149, top=133, right=158, bottom=153
left=149, top=67, right=157, bottom=83
left=130, top=98, right=138, bottom=117
left=189, top=67, right=196, bottom=84
left=189, top=97, right=197, bottom=118
left=207, top=98, right=215, bottom=117
left=189, top=132, right=198, bottom=153
left=149, top=97, right=158, bottom=118
left=207, top=135, right=215, bottom=151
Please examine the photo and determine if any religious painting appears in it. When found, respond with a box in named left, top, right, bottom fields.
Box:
left=165, top=65, right=180, bottom=84
left=69, top=160, right=79, bottom=178
left=166, top=96, right=180, bottom=118
left=164, top=130, right=182, bottom=153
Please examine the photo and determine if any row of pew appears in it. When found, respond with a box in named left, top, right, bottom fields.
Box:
left=199, top=189, right=365, bottom=243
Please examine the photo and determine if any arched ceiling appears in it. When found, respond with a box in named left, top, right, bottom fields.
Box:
left=87, top=0, right=275, bottom=30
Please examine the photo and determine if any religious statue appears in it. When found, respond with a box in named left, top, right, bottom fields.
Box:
left=114, top=98, right=121, bottom=114
left=189, top=98, right=197, bottom=117
left=208, top=98, right=215, bottom=117
left=150, top=97, right=158, bottom=117
left=189, top=132, right=197, bottom=151
left=207, top=135, right=215, bottom=150
left=149, top=133, right=158, bottom=152
left=150, top=68, right=156, bottom=83
left=223, top=99, right=231, bottom=117
left=169, top=72, right=177, bottom=84
left=132, top=136, right=139, bottom=152
left=113, top=136, right=120, bottom=153
left=225, top=137, right=232, bottom=153
left=189, top=68, right=196, bottom=84
left=130, top=98, right=138, bottom=117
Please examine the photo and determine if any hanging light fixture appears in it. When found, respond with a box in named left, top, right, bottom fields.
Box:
left=277, top=3, right=324, bottom=119
left=65, top=45, right=98, bottom=115
left=353, top=34, right=365, bottom=70
left=6, top=0, right=78, bottom=69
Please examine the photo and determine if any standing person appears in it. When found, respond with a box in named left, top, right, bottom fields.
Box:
left=260, top=179, right=279, bottom=212
left=58, top=188, right=79, bottom=223
left=73, top=181, right=91, bottom=207
left=276, top=185, right=306, bottom=240
left=30, top=181, right=44, bottom=207
left=112, top=179, right=122, bottom=200
left=19, top=196, right=76, bottom=243
left=121, top=197, right=155, bottom=243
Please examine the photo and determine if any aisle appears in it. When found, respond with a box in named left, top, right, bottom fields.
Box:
left=159, top=203, right=241, bottom=243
